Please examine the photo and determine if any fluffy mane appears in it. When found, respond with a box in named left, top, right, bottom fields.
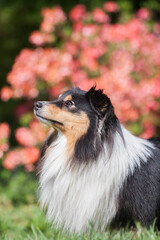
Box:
left=38, top=125, right=153, bottom=232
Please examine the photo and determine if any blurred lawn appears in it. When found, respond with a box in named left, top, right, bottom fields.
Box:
left=0, top=171, right=160, bottom=240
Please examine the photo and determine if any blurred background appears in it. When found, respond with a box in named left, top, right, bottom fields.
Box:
left=0, top=0, right=160, bottom=238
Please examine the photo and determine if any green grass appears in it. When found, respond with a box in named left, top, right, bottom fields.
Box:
left=0, top=171, right=160, bottom=240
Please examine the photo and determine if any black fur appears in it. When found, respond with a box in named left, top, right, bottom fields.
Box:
left=73, top=87, right=123, bottom=162
left=113, top=138, right=160, bottom=229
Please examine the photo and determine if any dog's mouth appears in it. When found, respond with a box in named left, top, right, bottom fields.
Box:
left=36, top=114, right=63, bottom=126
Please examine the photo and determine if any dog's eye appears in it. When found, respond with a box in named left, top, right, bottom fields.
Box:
left=64, top=100, right=74, bottom=108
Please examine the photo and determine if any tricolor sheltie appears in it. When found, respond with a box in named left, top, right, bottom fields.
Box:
left=34, top=87, right=160, bottom=233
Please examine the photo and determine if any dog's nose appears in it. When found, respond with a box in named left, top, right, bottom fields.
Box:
left=34, top=101, right=43, bottom=111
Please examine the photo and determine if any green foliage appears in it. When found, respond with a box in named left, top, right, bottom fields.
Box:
left=19, top=113, right=34, bottom=127
left=0, top=171, right=36, bottom=205
left=0, top=172, right=160, bottom=240
left=128, top=122, right=143, bottom=136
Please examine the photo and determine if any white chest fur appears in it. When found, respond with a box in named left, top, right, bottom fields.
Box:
left=39, top=127, right=153, bottom=233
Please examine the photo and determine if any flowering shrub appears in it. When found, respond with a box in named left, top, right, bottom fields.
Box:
left=3, top=120, right=47, bottom=171
left=1, top=2, right=160, bottom=170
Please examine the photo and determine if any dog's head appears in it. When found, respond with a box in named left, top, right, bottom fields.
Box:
left=34, top=87, right=117, bottom=160
left=34, top=87, right=114, bottom=133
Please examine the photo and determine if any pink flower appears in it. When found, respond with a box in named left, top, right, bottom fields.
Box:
left=50, top=81, right=67, bottom=97
left=14, top=48, right=35, bottom=65
left=82, top=24, right=98, bottom=37
left=15, top=127, right=37, bottom=147
left=146, top=101, right=159, bottom=111
left=65, top=42, right=79, bottom=55
left=80, top=48, right=104, bottom=71
left=24, top=147, right=40, bottom=164
left=0, top=143, right=9, bottom=152
left=30, top=120, right=47, bottom=142
left=154, top=23, right=160, bottom=34
left=3, top=147, right=40, bottom=170
left=0, top=123, right=10, bottom=140
left=153, top=78, right=160, bottom=97
left=141, top=121, right=156, bottom=139
left=6, top=48, right=40, bottom=99
left=0, top=150, right=3, bottom=159
left=69, top=4, right=87, bottom=22
left=82, top=47, right=104, bottom=59
left=73, top=22, right=84, bottom=32
left=101, top=24, right=128, bottom=43
left=93, top=8, right=110, bottom=23
left=7, top=66, right=37, bottom=99
left=40, top=21, right=55, bottom=33
left=1, top=86, right=13, bottom=101
left=137, top=8, right=150, bottom=20
left=29, top=31, right=54, bottom=46
left=70, top=70, right=95, bottom=90
left=3, top=150, right=19, bottom=170
left=25, top=163, right=35, bottom=172
left=41, top=6, right=66, bottom=32
left=104, top=1, right=119, bottom=12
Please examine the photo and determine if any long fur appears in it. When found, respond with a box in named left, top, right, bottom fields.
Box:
left=35, top=87, right=160, bottom=233
left=38, top=126, right=154, bottom=233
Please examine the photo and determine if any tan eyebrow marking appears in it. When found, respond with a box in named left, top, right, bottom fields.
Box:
left=64, top=95, right=73, bottom=101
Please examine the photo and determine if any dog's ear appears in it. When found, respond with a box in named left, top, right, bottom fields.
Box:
left=86, top=86, right=111, bottom=115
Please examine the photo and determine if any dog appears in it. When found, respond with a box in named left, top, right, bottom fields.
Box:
left=34, top=86, right=160, bottom=233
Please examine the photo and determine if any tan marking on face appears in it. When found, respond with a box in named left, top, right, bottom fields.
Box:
left=64, top=112, right=89, bottom=159
left=41, top=103, right=90, bottom=159
left=63, top=95, right=73, bottom=101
